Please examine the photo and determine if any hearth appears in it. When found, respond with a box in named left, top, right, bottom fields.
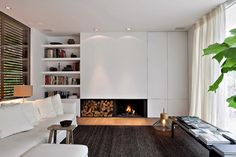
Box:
left=80, top=99, right=147, bottom=117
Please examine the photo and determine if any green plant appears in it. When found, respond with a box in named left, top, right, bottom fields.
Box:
left=204, top=28, right=236, bottom=109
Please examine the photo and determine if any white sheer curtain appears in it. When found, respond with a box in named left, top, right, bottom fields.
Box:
left=190, top=4, right=227, bottom=128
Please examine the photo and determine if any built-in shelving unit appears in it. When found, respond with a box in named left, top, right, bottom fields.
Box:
left=42, top=58, right=80, bottom=61
left=42, top=85, right=80, bottom=88
left=42, top=44, right=80, bottom=48
left=42, top=71, right=80, bottom=75
left=42, top=37, right=80, bottom=99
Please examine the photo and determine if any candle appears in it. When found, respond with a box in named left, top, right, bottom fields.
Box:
left=162, top=119, right=166, bottom=127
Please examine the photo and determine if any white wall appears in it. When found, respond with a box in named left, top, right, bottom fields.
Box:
left=30, top=28, right=47, bottom=99
left=81, top=32, right=148, bottom=99
left=30, top=30, right=189, bottom=117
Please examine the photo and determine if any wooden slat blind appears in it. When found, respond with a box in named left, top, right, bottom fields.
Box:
left=0, top=12, right=30, bottom=100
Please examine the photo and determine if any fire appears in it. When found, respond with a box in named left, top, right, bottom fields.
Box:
left=126, top=105, right=132, bottom=113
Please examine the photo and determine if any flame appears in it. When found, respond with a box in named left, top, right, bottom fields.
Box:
left=126, top=105, right=132, bottom=113
left=162, top=119, right=166, bottom=127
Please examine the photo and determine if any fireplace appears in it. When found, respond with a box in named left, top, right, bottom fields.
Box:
left=113, top=99, right=147, bottom=117
left=80, top=99, right=147, bottom=117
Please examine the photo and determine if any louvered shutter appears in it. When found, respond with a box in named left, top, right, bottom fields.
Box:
left=0, top=12, right=30, bottom=100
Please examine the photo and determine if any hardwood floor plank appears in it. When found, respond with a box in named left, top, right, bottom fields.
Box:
left=72, top=126, right=209, bottom=157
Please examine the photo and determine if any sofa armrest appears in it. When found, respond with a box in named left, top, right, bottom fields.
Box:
left=62, top=102, right=76, bottom=114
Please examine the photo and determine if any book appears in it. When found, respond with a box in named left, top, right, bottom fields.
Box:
left=212, top=144, right=236, bottom=156
left=189, top=129, right=212, bottom=137
left=199, top=133, right=230, bottom=145
left=222, top=132, right=236, bottom=144
left=190, top=122, right=217, bottom=131
left=190, top=129, right=205, bottom=137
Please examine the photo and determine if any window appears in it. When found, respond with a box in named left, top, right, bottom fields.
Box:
left=224, top=3, right=236, bottom=132
left=0, top=11, right=30, bottom=100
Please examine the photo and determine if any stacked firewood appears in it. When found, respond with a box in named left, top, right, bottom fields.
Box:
left=81, top=100, right=114, bottom=117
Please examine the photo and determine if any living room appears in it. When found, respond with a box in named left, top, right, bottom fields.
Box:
left=1, top=0, right=236, bottom=157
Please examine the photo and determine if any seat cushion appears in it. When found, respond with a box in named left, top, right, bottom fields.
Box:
left=0, top=131, right=47, bottom=157
left=0, top=114, right=77, bottom=157
left=21, top=144, right=88, bottom=157
left=33, top=114, right=76, bottom=132
left=32, top=114, right=76, bottom=143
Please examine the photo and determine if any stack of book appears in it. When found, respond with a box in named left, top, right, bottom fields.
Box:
left=45, top=49, right=66, bottom=58
left=199, top=133, right=230, bottom=145
left=45, top=75, right=79, bottom=85
left=177, top=116, right=230, bottom=145
left=72, top=62, right=80, bottom=71
left=212, top=144, right=236, bottom=156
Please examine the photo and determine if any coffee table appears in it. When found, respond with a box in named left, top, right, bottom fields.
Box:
left=171, top=117, right=228, bottom=157
left=47, top=124, right=76, bottom=144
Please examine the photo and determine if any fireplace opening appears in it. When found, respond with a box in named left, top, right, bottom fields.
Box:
left=80, top=99, right=147, bottom=117
left=113, top=99, right=147, bottom=117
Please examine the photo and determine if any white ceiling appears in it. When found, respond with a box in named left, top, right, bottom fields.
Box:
left=0, top=0, right=226, bottom=35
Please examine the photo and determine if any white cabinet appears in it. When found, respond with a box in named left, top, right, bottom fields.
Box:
left=147, top=32, right=188, bottom=117
left=167, top=99, right=188, bottom=116
left=148, top=99, right=167, bottom=117
left=148, top=32, right=168, bottom=99
left=167, top=32, right=188, bottom=100
left=81, top=32, right=147, bottom=99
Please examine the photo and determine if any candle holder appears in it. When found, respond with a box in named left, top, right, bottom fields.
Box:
left=153, top=108, right=172, bottom=131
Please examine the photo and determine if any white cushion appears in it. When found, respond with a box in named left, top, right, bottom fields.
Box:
left=21, top=144, right=88, bottom=157
left=0, top=105, right=33, bottom=138
left=0, top=130, right=47, bottom=157
left=1, top=102, right=21, bottom=107
left=26, top=100, right=41, bottom=121
left=51, top=94, right=64, bottom=115
left=33, top=97, right=56, bottom=119
left=21, top=102, right=39, bottom=126
left=62, top=102, right=76, bottom=114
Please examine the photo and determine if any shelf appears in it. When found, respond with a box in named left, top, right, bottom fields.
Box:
left=42, top=71, right=80, bottom=75
left=42, top=44, right=80, bottom=48
left=42, top=58, right=80, bottom=61
left=42, top=85, right=80, bottom=88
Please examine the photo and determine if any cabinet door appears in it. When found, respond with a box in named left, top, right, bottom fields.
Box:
left=148, top=99, right=167, bottom=117
left=148, top=32, right=168, bottom=99
left=167, top=32, right=188, bottom=99
left=168, top=99, right=188, bottom=116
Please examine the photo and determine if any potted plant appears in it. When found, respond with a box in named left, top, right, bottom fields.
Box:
left=204, top=28, right=236, bottom=108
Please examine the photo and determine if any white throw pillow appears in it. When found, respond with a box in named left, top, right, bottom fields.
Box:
left=21, top=102, right=39, bottom=126
left=33, top=97, right=56, bottom=118
left=0, top=105, right=33, bottom=138
left=51, top=94, right=64, bottom=115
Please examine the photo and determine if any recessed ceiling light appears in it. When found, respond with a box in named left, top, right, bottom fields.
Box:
left=175, top=27, right=186, bottom=31
left=37, top=22, right=44, bottom=25
left=94, top=28, right=99, bottom=32
left=126, top=27, right=132, bottom=31
left=5, top=6, right=12, bottom=10
left=42, top=29, right=53, bottom=32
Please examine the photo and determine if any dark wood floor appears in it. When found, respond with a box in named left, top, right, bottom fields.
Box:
left=72, top=125, right=209, bottom=157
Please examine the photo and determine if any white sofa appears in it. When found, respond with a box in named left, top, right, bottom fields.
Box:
left=0, top=96, right=88, bottom=157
